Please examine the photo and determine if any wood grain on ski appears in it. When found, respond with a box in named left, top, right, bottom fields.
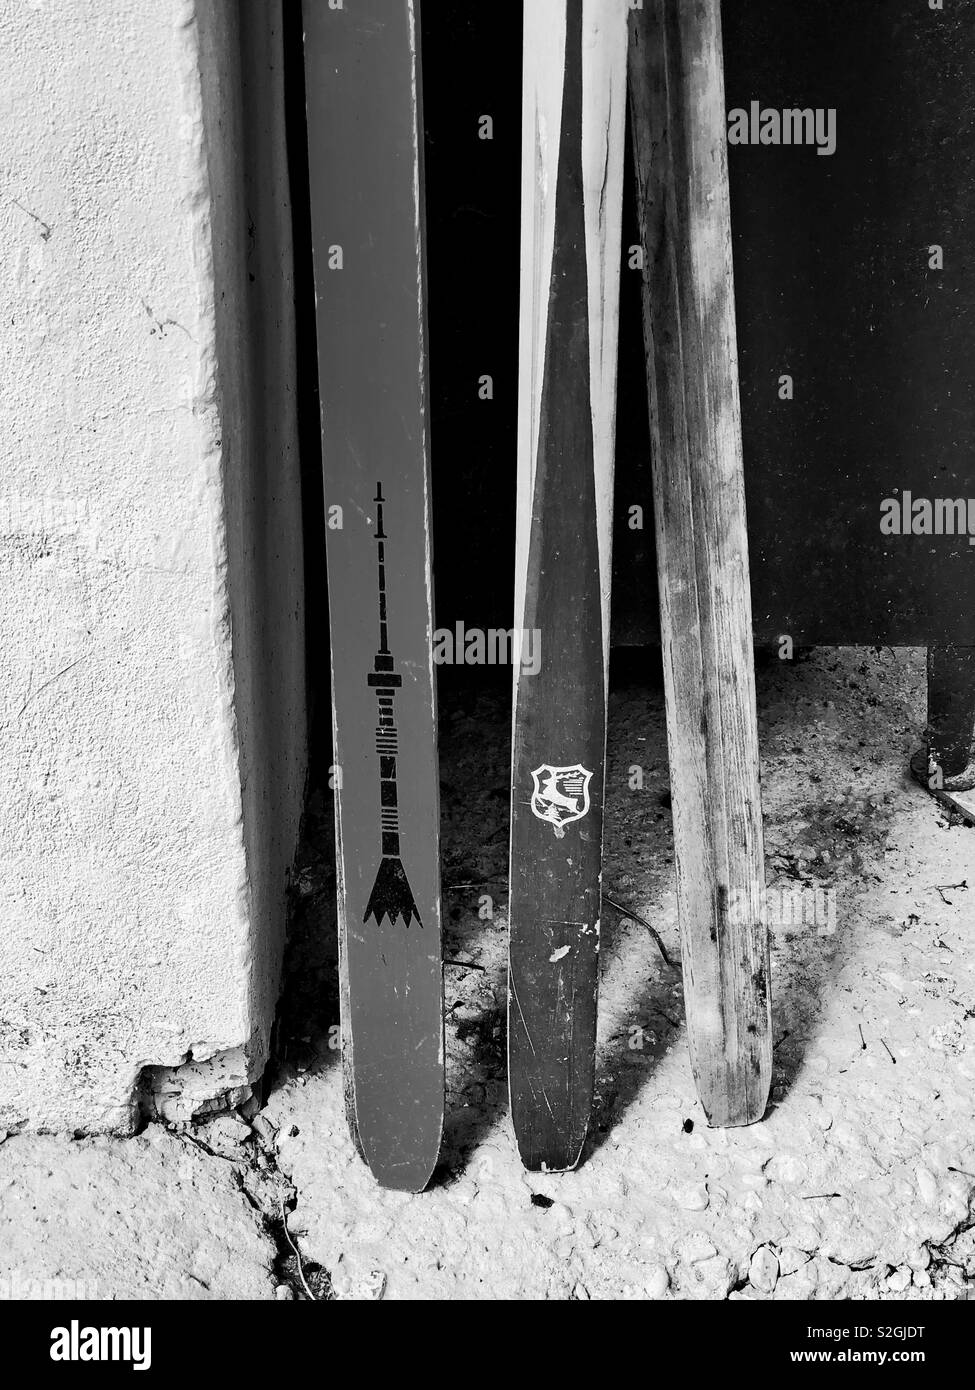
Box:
left=304, top=0, right=444, bottom=1191
left=509, top=0, right=627, bottom=1172
left=629, top=0, right=771, bottom=1126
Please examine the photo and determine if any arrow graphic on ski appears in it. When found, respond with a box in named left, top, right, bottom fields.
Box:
left=304, top=0, right=444, bottom=1192
left=508, top=0, right=628, bottom=1173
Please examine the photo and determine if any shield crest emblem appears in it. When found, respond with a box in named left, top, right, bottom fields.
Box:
left=530, top=763, right=593, bottom=833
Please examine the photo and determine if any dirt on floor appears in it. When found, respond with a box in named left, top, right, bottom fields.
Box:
left=1, top=647, right=973, bottom=1300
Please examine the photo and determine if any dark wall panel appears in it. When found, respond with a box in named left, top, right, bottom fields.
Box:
left=411, top=2, right=975, bottom=647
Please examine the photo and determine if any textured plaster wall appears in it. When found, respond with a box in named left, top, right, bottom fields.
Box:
left=0, top=0, right=306, bottom=1131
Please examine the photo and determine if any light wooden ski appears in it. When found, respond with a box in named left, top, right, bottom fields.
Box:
left=508, top=0, right=628, bottom=1172
left=629, top=0, right=772, bottom=1125
left=303, top=0, right=444, bottom=1191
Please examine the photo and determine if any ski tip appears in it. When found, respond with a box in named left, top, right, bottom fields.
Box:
left=513, top=1120, right=590, bottom=1175
left=508, top=1058, right=595, bottom=1173
left=352, top=1092, right=444, bottom=1192
left=367, top=1165, right=439, bottom=1195
left=517, top=1150, right=585, bottom=1176
left=704, top=1095, right=770, bottom=1130
left=695, top=1056, right=772, bottom=1129
left=350, top=1080, right=444, bottom=1193
left=360, top=1141, right=443, bottom=1194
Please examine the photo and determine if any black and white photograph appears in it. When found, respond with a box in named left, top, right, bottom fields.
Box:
left=0, top=0, right=972, bottom=1351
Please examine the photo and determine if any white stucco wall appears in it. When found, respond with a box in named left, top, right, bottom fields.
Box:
left=0, top=0, right=306, bottom=1131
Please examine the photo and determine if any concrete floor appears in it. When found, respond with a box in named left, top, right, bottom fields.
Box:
left=2, top=648, right=973, bottom=1300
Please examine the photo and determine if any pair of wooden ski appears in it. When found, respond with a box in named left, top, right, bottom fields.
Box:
left=305, top=0, right=770, bottom=1190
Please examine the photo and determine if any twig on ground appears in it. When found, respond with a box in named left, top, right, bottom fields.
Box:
left=931, top=880, right=968, bottom=905
left=279, top=1197, right=317, bottom=1301
left=603, top=894, right=675, bottom=970
left=654, top=1007, right=682, bottom=1030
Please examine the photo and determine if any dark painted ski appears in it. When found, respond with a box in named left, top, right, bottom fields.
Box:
left=303, top=0, right=444, bottom=1192
left=508, top=0, right=627, bottom=1172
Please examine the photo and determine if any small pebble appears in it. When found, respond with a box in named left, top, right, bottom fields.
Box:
left=274, top=1284, right=294, bottom=1301
left=695, top=1257, right=736, bottom=1297
left=361, top=1271, right=387, bottom=1300
left=915, top=1166, right=939, bottom=1205
left=749, top=1245, right=779, bottom=1294
left=682, top=1234, right=717, bottom=1264
left=674, top=1184, right=709, bottom=1212
left=548, top=1202, right=575, bottom=1236
left=765, top=1153, right=805, bottom=1184
left=252, top=1114, right=278, bottom=1145
left=886, top=1267, right=912, bottom=1293
left=778, top=1246, right=811, bottom=1277
left=645, top=1266, right=670, bottom=1299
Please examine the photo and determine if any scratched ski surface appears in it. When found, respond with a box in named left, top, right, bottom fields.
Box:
left=629, top=0, right=771, bottom=1127
left=508, top=0, right=627, bottom=1172
left=304, top=0, right=444, bottom=1192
